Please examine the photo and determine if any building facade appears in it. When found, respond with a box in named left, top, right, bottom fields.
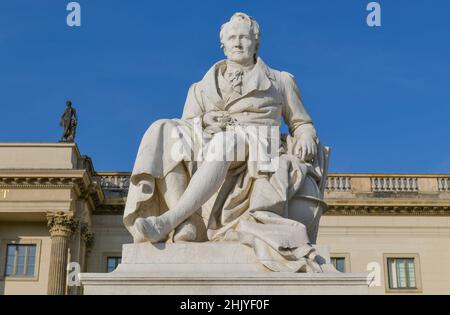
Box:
left=0, top=143, right=449, bottom=294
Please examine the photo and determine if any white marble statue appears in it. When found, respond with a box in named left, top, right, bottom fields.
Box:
left=124, top=13, right=329, bottom=272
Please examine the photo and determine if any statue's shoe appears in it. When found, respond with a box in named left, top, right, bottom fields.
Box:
left=134, top=217, right=167, bottom=243
left=173, top=219, right=197, bottom=242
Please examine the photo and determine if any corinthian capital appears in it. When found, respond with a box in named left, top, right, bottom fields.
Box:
left=47, top=211, right=78, bottom=238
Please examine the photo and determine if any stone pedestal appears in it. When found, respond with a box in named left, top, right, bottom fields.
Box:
left=80, top=242, right=368, bottom=295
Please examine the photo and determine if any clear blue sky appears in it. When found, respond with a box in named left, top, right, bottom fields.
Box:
left=1, top=0, right=449, bottom=173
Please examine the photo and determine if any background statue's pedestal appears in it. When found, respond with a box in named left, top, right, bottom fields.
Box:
left=80, top=242, right=368, bottom=295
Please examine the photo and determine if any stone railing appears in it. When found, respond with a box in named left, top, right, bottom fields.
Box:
left=370, top=176, right=418, bottom=192
left=326, top=174, right=450, bottom=194
left=96, top=173, right=130, bottom=192
left=438, top=178, right=450, bottom=192
left=95, top=173, right=450, bottom=196
left=326, top=176, right=352, bottom=192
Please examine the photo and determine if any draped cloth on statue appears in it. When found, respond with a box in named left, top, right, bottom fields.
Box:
left=123, top=58, right=324, bottom=272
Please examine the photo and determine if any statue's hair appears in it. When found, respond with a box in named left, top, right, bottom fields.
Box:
left=219, top=12, right=260, bottom=52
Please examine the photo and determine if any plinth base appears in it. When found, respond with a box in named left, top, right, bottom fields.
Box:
left=80, top=242, right=368, bottom=295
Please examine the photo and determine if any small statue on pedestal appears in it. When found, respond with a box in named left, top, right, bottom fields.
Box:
left=60, top=100, right=77, bottom=143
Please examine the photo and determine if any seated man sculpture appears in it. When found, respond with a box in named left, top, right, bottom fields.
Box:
left=124, top=13, right=329, bottom=273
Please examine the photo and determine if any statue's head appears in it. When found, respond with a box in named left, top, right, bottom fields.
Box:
left=220, top=13, right=260, bottom=65
left=66, top=100, right=72, bottom=107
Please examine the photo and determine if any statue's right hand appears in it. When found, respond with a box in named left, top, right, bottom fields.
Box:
left=203, top=111, right=231, bottom=129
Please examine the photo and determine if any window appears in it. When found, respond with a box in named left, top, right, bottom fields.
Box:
left=5, top=244, right=36, bottom=277
left=330, top=253, right=350, bottom=273
left=331, top=257, right=346, bottom=273
left=106, top=256, right=121, bottom=272
left=384, top=254, right=422, bottom=293
left=0, top=239, right=41, bottom=281
left=387, top=258, right=416, bottom=289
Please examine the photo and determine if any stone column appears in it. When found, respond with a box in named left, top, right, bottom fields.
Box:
left=47, top=212, right=78, bottom=295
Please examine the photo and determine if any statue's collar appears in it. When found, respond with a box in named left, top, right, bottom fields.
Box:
left=200, top=57, right=274, bottom=107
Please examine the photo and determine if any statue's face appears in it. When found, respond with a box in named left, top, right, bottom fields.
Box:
left=222, top=21, right=257, bottom=65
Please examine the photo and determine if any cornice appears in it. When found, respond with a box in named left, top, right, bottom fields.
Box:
left=92, top=201, right=450, bottom=217
left=0, top=169, right=104, bottom=208
left=325, top=203, right=450, bottom=216
left=327, top=173, right=450, bottom=178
